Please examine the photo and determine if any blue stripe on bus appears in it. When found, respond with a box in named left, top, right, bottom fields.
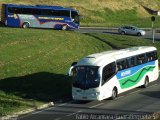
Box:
left=116, top=61, right=155, bottom=80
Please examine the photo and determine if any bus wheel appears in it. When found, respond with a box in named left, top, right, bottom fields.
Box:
left=62, top=25, right=67, bottom=30
left=111, top=87, right=117, bottom=100
left=143, top=76, right=149, bottom=88
left=22, top=22, right=29, bottom=28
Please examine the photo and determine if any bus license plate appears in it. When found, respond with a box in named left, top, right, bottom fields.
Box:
left=82, top=97, right=87, bottom=99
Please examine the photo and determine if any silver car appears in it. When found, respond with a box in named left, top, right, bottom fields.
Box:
left=118, top=26, right=146, bottom=36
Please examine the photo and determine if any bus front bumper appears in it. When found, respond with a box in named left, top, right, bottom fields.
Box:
left=72, top=88, right=102, bottom=101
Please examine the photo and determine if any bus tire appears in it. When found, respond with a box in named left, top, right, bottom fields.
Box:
left=111, top=87, right=117, bottom=100
left=62, top=25, right=67, bottom=30
left=143, top=76, right=149, bottom=88
left=22, top=22, right=29, bottom=28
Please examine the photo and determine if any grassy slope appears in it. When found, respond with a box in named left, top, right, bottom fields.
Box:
left=0, top=27, right=160, bottom=116
left=0, top=27, right=111, bottom=116
left=85, top=33, right=160, bottom=53
left=1, top=0, right=160, bottom=27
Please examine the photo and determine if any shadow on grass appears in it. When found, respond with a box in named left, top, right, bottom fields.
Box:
left=0, top=72, right=72, bottom=102
left=84, top=33, right=124, bottom=50
left=0, top=21, right=5, bottom=27
left=144, top=38, right=160, bottom=42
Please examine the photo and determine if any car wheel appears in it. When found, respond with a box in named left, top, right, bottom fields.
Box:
left=143, top=76, right=149, bottom=88
left=121, top=31, right=125, bottom=35
left=22, top=22, right=29, bottom=28
left=111, top=87, right=117, bottom=100
left=137, top=32, right=141, bottom=36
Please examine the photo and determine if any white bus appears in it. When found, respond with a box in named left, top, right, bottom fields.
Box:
left=68, top=46, right=159, bottom=101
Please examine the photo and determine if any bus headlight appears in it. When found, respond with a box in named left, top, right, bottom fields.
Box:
left=5, top=20, right=7, bottom=26
left=92, top=92, right=100, bottom=96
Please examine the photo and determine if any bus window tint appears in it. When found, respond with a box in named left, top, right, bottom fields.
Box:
left=71, top=11, right=79, bottom=24
left=73, top=66, right=100, bottom=89
left=128, top=57, right=136, bottom=67
left=146, top=51, right=158, bottom=62
left=153, top=51, right=158, bottom=60
left=22, top=8, right=33, bottom=14
left=117, top=59, right=128, bottom=71
left=52, top=10, right=70, bottom=17
left=102, top=62, right=116, bottom=84
left=137, top=54, right=146, bottom=65
left=8, top=7, right=16, bottom=13
left=8, top=7, right=70, bottom=17
left=32, top=8, right=41, bottom=15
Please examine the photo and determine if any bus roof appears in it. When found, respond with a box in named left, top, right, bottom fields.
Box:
left=3, top=4, right=76, bottom=11
left=77, top=46, right=157, bottom=66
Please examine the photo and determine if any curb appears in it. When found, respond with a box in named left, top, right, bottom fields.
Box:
left=0, top=102, right=54, bottom=120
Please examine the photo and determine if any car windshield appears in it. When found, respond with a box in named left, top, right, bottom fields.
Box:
left=132, top=26, right=138, bottom=30
left=72, top=66, right=100, bottom=89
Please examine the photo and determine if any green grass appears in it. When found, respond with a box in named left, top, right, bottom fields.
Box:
left=0, top=27, right=160, bottom=116
left=81, top=8, right=160, bottom=27
left=0, top=27, right=111, bottom=116
left=0, top=90, right=43, bottom=116
left=85, top=33, right=160, bottom=53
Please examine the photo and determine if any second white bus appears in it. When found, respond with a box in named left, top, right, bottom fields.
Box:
left=68, top=46, right=159, bottom=101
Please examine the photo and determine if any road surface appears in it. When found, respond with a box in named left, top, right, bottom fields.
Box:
left=79, top=27, right=160, bottom=41
left=18, top=79, right=160, bottom=120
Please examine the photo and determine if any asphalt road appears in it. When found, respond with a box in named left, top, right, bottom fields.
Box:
left=18, top=79, right=160, bottom=120
left=17, top=28, right=160, bottom=120
left=79, top=27, right=160, bottom=41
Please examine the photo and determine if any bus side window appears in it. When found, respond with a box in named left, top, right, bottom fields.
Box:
left=117, top=59, right=128, bottom=71
left=13, top=7, right=22, bottom=14
left=146, top=51, right=158, bottom=62
left=129, top=57, right=136, bottom=67
left=147, top=52, right=152, bottom=62
left=152, top=51, right=158, bottom=60
left=137, top=54, right=146, bottom=65
left=8, top=7, right=13, bottom=13
left=102, top=62, right=116, bottom=84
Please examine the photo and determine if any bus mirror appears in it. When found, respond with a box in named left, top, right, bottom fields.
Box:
left=68, top=66, right=74, bottom=76
left=71, top=62, right=77, bottom=66
left=68, top=62, right=77, bottom=76
left=116, top=67, right=118, bottom=72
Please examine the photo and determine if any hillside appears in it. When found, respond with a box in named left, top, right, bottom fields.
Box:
left=1, top=0, right=160, bottom=27
left=0, top=27, right=111, bottom=116
left=0, top=27, right=160, bottom=116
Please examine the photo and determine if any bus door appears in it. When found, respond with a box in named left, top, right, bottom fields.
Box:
left=71, top=11, right=80, bottom=28
left=7, top=7, right=21, bottom=27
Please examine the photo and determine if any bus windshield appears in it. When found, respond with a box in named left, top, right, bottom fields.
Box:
left=71, top=11, right=79, bottom=24
left=73, top=66, right=100, bottom=89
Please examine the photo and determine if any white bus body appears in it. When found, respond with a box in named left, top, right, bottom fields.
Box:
left=68, top=46, right=159, bottom=101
